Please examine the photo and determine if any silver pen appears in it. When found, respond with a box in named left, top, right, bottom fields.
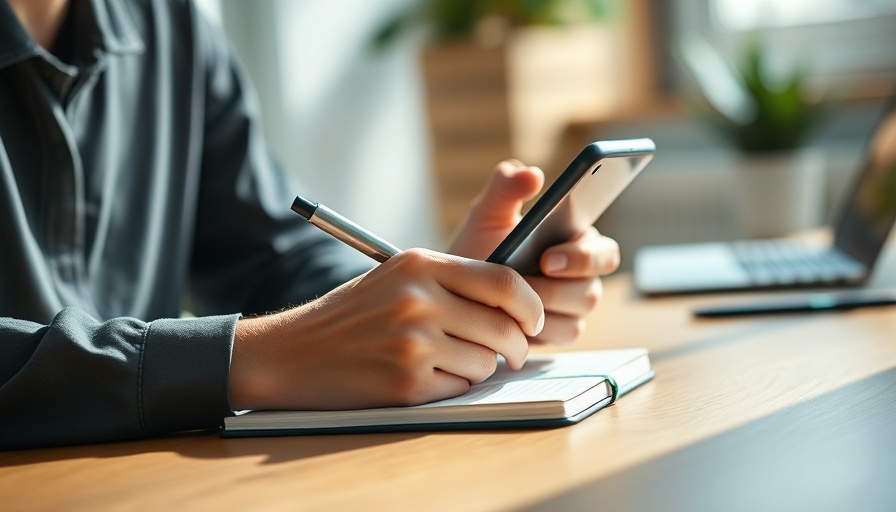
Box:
left=291, top=196, right=401, bottom=263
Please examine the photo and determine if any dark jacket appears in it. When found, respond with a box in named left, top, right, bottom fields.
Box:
left=0, top=0, right=371, bottom=450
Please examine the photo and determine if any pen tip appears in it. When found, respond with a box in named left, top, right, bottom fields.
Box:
left=291, top=196, right=318, bottom=220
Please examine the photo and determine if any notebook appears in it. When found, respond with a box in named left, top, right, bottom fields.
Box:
left=220, top=349, right=653, bottom=437
left=634, top=94, right=896, bottom=295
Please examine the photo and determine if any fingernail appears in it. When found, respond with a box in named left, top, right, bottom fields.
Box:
left=534, top=310, right=545, bottom=336
left=545, top=253, right=568, bottom=273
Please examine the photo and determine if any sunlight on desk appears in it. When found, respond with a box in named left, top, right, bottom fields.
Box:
left=2, top=239, right=895, bottom=512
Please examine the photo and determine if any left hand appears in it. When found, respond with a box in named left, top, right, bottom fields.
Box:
left=448, top=160, right=620, bottom=345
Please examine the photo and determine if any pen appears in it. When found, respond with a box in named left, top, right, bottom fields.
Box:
left=291, top=195, right=401, bottom=263
left=693, top=291, right=896, bottom=318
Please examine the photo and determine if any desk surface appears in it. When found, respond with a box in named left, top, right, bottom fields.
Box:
left=2, top=247, right=895, bottom=511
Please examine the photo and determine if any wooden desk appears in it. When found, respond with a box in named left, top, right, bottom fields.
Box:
left=2, top=251, right=895, bottom=511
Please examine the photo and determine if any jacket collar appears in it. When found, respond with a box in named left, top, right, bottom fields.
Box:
left=0, top=0, right=143, bottom=70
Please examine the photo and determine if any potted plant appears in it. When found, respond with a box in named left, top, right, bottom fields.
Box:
left=678, top=35, right=828, bottom=238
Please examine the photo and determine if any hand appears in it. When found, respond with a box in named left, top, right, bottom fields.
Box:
left=448, top=160, right=621, bottom=346
left=229, top=249, right=544, bottom=411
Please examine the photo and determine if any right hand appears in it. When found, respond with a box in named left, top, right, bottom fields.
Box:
left=228, top=248, right=544, bottom=411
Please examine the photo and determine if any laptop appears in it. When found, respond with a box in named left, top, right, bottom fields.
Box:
left=634, top=95, right=896, bottom=295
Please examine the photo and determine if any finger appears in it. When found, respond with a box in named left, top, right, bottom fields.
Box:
left=540, top=228, right=620, bottom=278
left=437, top=290, right=530, bottom=370
left=414, top=369, right=474, bottom=405
left=429, top=332, right=500, bottom=384
left=423, top=252, right=545, bottom=339
left=527, top=312, right=585, bottom=346
left=468, top=161, right=544, bottom=229
left=524, top=276, right=602, bottom=317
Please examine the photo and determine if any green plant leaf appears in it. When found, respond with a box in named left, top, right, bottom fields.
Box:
left=369, top=0, right=617, bottom=49
left=683, top=35, right=824, bottom=153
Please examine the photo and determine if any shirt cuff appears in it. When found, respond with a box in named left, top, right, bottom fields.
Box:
left=139, top=314, right=239, bottom=435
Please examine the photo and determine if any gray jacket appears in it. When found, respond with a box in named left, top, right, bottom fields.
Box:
left=0, top=0, right=371, bottom=450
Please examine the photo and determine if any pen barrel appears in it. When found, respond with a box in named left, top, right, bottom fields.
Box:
left=311, top=204, right=401, bottom=263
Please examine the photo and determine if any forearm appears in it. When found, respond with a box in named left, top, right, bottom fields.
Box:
left=0, top=308, right=237, bottom=450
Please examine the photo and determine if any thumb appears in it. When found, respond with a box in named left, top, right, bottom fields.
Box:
left=469, top=160, right=545, bottom=229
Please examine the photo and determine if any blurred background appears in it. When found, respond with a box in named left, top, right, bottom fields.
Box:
left=198, top=0, right=896, bottom=270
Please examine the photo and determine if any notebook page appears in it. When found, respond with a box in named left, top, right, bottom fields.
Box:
left=416, top=376, right=601, bottom=408
left=487, top=349, right=646, bottom=385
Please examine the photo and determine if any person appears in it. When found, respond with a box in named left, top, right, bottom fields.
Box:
left=0, top=0, right=620, bottom=450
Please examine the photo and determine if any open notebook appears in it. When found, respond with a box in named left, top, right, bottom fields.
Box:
left=221, top=349, right=653, bottom=437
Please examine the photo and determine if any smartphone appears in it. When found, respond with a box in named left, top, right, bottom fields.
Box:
left=487, top=138, right=655, bottom=274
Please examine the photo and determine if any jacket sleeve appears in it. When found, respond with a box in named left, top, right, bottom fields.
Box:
left=0, top=308, right=237, bottom=450
left=186, top=6, right=374, bottom=317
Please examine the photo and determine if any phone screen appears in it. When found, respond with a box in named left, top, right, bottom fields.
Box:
left=487, top=138, right=655, bottom=274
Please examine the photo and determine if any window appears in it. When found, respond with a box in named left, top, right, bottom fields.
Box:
left=712, top=0, right=896, bottom=31
left=668, top=0, right=896, bottom=96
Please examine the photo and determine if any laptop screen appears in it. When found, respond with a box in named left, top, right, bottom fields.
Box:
left=834, top=96, right=896, bottom=267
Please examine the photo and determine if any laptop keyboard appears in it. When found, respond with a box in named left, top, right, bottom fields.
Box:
left=732, top=240, right=866, bottom=286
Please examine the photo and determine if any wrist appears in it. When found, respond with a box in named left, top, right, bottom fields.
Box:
left=229, top=315, right=278, bottom=411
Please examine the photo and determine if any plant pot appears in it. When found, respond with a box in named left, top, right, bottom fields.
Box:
left=733, top=148, right=827, bottom=238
